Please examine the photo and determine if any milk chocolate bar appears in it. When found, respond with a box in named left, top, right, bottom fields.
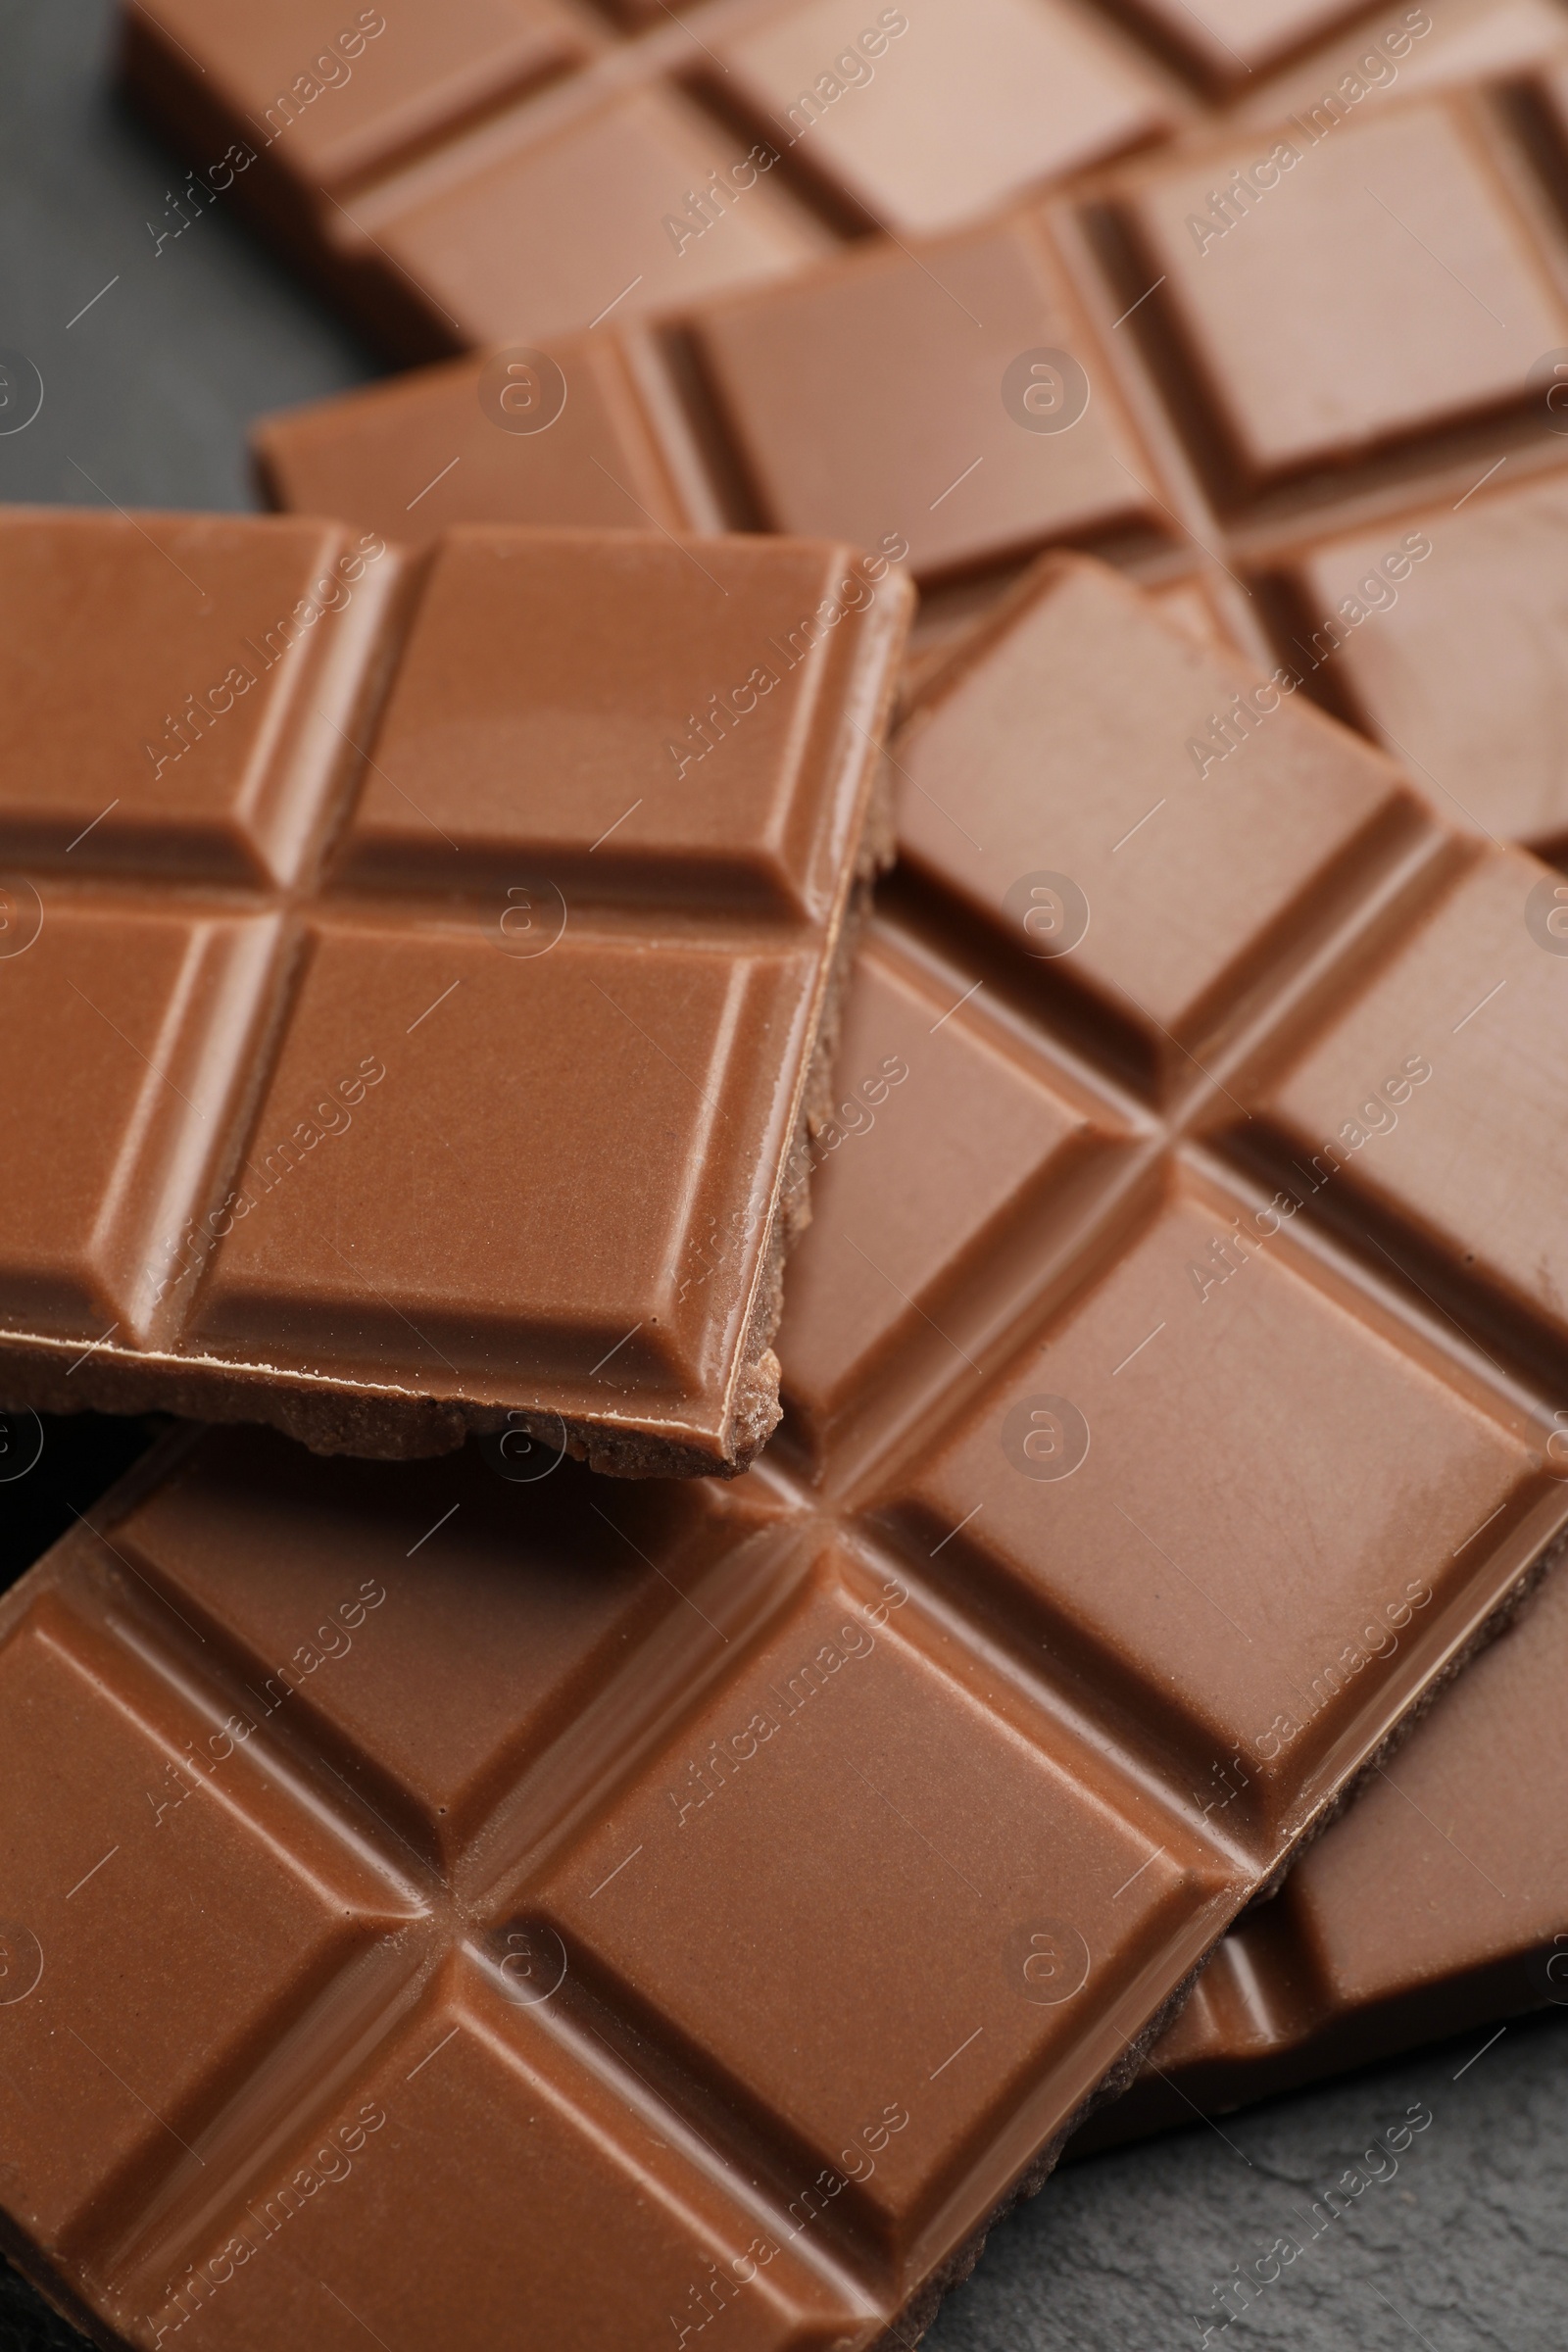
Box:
left=254, top=60, right=1568, bottom=854
left=118, top=0, right=1197, bottom=360
left=1073, top=1550, right=1568, bottom=2154
left=251, top=211, right=1171, bottom=589
left=0, top=511, right=909, bottom=1474
left=1, top=557, right=1565, bottom=2352
left=121, top=0, right=1566, bottom=362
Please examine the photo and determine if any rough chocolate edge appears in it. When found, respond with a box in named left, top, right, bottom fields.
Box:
left=864, top=1519, right=1568, bottom=2351
left=865, top=1953, right=1223, bottom=2352
left=1248, top=1520, right=1568, bottom=1907
left=718, top=752, right=899, bottom=1475
left=0, top=759, right=895, bottom=1481
left=642, top=851, right=886, bottom=1482
left=1060, top=1528, right=1568, bottom=2160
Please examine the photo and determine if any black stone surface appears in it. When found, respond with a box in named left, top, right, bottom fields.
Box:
left=0, top=4, right=1565, bottom=2345
left=0, top=0, right=376, bottom=516
left=927, top=2015, right=1568, bottom=2352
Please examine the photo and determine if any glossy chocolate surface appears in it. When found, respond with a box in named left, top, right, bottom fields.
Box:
left=707, top=0, right=1179, bottom=239
left=252, top=211, right=1170, bottom=588
left=0, top=513, right=910, bottom=1474
left=1108, top=95, right=1568, bottom=499
left=3, top=558, right=1566, bottom=2351
left=126, top=0, right=597, bottom=196
left=252, top=37, right=1568, bottom=858
left=125, top=0, right=1568, bottom=374
left=1073, top=1552, right=1568, bottom=2152
left=1254, top=474, right=1568, bottom=853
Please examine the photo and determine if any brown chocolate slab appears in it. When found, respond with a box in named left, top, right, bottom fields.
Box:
left=253, top=214, right=1179, bottom=586
left=115, top=0, right=1195, bottom=361
left=707, top=0, right=1180, bottom=239
left=122, top=0, right=598, bottom=197
left=120, top=0, right=842, bottom=362
left=249, top=24, right=1568, bottom=753
left=252, top=331, right=696, bottom=551
left=124, top=0, right=1568, bottom=400
left=1252, top=472, right=1568, bottom=856
left=0, top=513, right=910, bottom=1475
left=2, top=561, right=1567, bottom=2352
left=1109, top=0, right=1375, bottom=91
left=1106, top=91, right=1568, bottom=504
left=1072, top=1545, right=1568, bottom=2153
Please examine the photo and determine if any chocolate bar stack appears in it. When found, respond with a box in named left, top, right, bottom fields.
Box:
left=2, top=2, right=1567, bottom=2346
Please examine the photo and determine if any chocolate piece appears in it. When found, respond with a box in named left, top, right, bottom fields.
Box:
left=1254, top=474, right=1568, bottom=856
left=255, top=41, right=1568, bottom=852
left=123, top=0, right=1568, bottom=376
left=253, top=213, right=1176, bottom=586
left=1073, top=1549, right=1568, bottom=2154
left=1105, top=92, right=1568, bottom=505
left=1108, top=0, right=1372, bottom=92
left=705, top=0, right=1181, bottom=239
left=0, top=511, right=909, bottom=1474
left=253, top=332, right=699, bottom=552
left=121, top=0, right=600, bottom=200
left=1, top=558, right=1566, bottom=2352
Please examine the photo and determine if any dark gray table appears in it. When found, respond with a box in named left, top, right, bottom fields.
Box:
left=1, top=4, right=1564, bottom=2345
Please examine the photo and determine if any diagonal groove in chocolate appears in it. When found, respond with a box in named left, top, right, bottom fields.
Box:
left=0, top=513, right=910, bottom=1476
left=1, top=548, right=1566, bottom=2347
left=1072, top=1526, right=1568, bottom=2157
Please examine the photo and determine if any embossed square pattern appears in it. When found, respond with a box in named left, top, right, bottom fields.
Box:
left=1072, top=1542, right=1568, bottom=2153
left=1261, top=475, right=1568, bottom=853
left=116, top=0, right=1184, bottom=359
left=709, top=0, right=1177, bottom=239
left=687, top=219, right=1167, bottom=581
left=2, top=559, right=1565, bottom=2352
left=1113, top=96, right=1568, bottom=495
left=0, top=513, right=910, bottom=1475
left=245, top=34, right=1568, bottom=788
left=121, top=0, right=595, bottom=195
left=354, top=83, right=837, bottom=354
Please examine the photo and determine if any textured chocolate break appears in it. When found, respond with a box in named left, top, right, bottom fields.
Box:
left=1072, top=1546, right=1568, bottom=2154
left=0, top=558, right=1565, bottom=2351
left=0, top=512, right=910, bottom=1474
